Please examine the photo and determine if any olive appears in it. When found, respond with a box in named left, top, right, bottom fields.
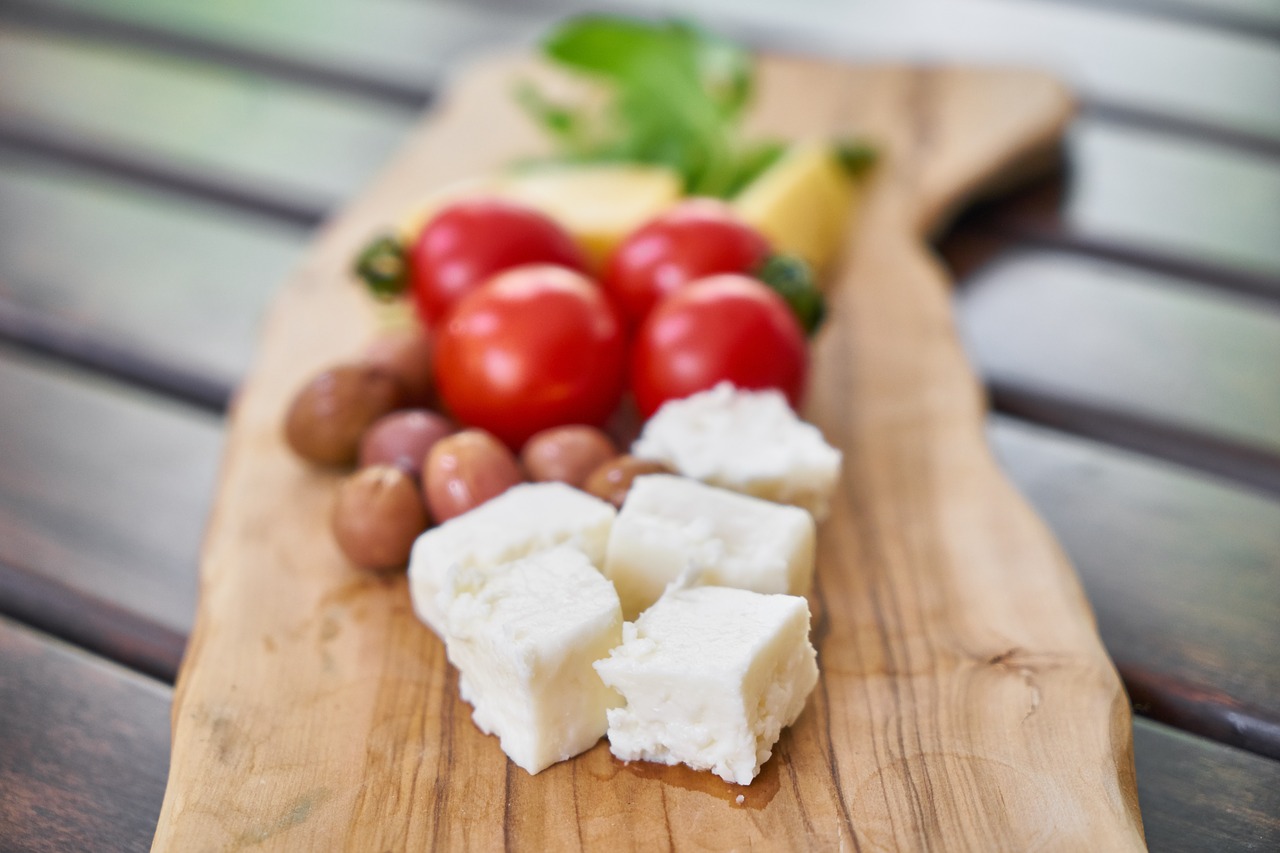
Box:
left=359, top=409, right=455, bottom=477
left=362, top=329, right=435, bottom=406
left=331, top=465, right=428, bottom=570
left=284, top=365, right=403, bottom=465
left=521, top=426, right=618, bottom=488
left=583, top=455, right=674, bottom=508
left=424, top=429, right=523, bottom=523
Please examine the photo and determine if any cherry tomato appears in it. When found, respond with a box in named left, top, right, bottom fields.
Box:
left=434, top=265, right=627, bottom=447
left=409, top=198, right=586, bottom=326
left=631, top=274, right=808, bottom=418
left=603, top=198, right=770, bottom=326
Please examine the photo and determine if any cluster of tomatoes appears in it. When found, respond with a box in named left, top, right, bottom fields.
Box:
left=403, top=196, right=811, bottom=448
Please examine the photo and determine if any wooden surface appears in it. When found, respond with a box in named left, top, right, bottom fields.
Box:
left=2, top=0, right=1279, bottom=850
left=149, top=55, right=1152, bottom=850
left=0, top=617, right=171, bottom=853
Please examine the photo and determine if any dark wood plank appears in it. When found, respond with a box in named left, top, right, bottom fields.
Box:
left=0, top=151, right=304, bottom=391
left=0, top=559, right=185, bottom=682
left=992, top=417, right=1280, bottom=759
left=0, top=24, right=414, bottom=216
left=1135, top=719, right=1280, bottom=852
left=0, top=346, right=218, bottom=642
left=961, top=252, right=1280, bottom=495
left=0, top=617, right=170, bottom=853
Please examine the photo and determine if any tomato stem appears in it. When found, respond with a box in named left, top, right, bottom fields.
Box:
left=756, top=254, right=826, bottom=336
left=354, top=233, right=409, bottom=301
left=835, top=139, right=878, bottom=177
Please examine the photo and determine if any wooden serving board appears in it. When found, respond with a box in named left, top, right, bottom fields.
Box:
left=154, top=55, right=1146, bottom=851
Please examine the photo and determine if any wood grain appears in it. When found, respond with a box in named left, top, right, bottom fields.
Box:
left=152, top=56, right=1146, bottom=850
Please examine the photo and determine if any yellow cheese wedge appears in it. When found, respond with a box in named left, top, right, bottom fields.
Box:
left=397, top=165, right=682, bottom=270
left=732, top=142, right=858, bottom=279
left=496, top=165, right=682, bottom=268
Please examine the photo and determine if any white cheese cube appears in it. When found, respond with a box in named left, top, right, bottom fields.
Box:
left=594, top=586, right=818, bottom=785
left=443, top=546, right=623, bottom=775
left=603, top=474, right=815, bottom=619
left=631, top=382, right=842, bottom=520
left=409, top=482, right=615, bottom=632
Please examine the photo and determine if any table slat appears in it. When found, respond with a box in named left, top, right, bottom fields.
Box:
left=0, top=347, right=218, bottom=638
left=0, top=617, right=170, bottom=853
left=1047, top=0, right=1280, bottom=41
left=960, top=252, right=1280, bottom=492
left=0, top=151, right=302, bottom=387
left=993, top=418, right=1280, bottom=759
left=1135, top=721, right=1280, bottom=852
left=0, top=25, right=413, bottom=218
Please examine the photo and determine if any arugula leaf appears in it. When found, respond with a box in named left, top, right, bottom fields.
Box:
left=519, top=16, right=770, bottom=198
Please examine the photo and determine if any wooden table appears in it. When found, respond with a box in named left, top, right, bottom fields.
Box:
left=0, top=1, right=1276, bottom=850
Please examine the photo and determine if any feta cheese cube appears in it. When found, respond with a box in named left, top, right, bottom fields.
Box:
left=603, top=474, right=815, bottom=619
left=409, top=482, right=616, bottom=632
left=443, top=546, right=623, bottom=775
left=631, top=382, right=842, bottom=520
left=594, top=585, right=818, bottom=785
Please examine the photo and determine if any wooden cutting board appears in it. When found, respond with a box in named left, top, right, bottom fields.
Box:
left=153, top=54, right=1146, bottom=851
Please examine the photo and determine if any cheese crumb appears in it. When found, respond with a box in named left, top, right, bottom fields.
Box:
left=594, top=586, right=818, bottom=785
left=631, top=383, right=842, bottom=520
left=443, top=546, right=623, bottom=775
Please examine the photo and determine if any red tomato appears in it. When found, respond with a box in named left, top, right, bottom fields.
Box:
left=434, top=265, right=627, bottom=447
left=631, top=274, right=807, bottom=418
left=409, top=198, right=586, bottom=326
left=603, top=198, right=770, bottom=326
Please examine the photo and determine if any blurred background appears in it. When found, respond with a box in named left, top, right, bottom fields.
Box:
left=0, top=1, right=1276, bottom=850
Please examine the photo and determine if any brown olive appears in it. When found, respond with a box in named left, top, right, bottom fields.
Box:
left=424, top=429, right=523, bottom=523
left=359, top=409, right=455, bottom=477
left=362, top=329, right=435, bottom=406
left=521, top=425, right=618, bottom=488
left=331, top=465, right=428, bottom=570
left=284, top=365, right=404, bottom=465
left=583, top=455, right=673, bottom=508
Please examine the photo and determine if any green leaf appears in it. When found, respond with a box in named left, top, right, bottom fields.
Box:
left=524, top=16, right=757, bottom=197
left=755, top=254, right=827, bottom=336
left=521, top=16, right=871, bottom=201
